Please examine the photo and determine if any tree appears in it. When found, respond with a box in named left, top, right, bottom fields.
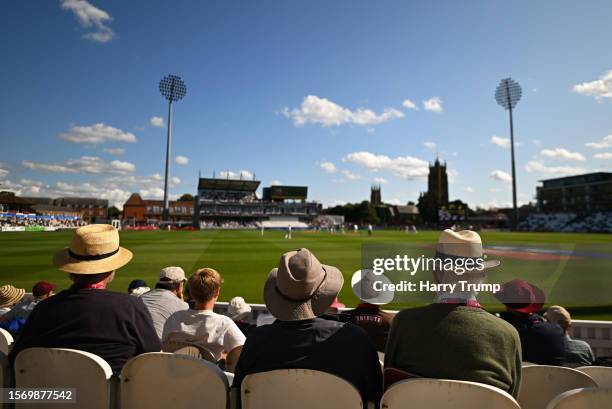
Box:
left=178, top=193, right=194, bottom=202
left=107, top=206, right=121, bottom=219
left=417, top=192, right=438, bottom=223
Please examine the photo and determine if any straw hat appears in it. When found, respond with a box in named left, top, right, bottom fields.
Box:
left=436, top=229, right=500, bottom=270
left=0, top=285, right=26, bottom=308
left=53, top=224, right=133, bottom=274
left=264, top=248, right=344, bottom=321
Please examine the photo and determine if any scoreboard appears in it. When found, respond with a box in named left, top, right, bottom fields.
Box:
left=263, top=186, right=308, bottom=201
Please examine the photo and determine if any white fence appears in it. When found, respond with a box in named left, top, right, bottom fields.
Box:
left=214, top=302, right=612, bottom=358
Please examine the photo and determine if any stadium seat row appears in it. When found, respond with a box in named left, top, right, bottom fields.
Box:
left=2, top=347, right=612, bottom=409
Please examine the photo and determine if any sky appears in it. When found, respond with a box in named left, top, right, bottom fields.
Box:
left=1, top=0, right=612, bottom=209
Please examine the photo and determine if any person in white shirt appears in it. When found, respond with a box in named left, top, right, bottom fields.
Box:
left=162, top=268, right=245, bottom=372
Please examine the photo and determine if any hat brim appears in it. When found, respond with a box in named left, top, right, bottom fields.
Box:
left=351, top=270, right=395, bottom=305
left=264, top=264, right=344, bottom=321
left=0, top=288, right=26, bottom=308
left=53, top=247, right=133, bottom=275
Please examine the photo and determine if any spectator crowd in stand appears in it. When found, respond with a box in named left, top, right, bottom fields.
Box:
left=0, top=213, right=86, bottom=229
left=0, top=224, right=600, bottom=404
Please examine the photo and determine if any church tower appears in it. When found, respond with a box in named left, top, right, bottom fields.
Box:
left=427, top=157, right=449, bottom=206
left=370, top=184, right=382, bottom=205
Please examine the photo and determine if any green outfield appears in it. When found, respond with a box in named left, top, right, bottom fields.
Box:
left=1, top=229, right=611, bottom=320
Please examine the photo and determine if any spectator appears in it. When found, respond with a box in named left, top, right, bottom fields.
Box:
left=0, top=281, right=55, bottom=334
left=227, top=296, right=255, bottom=336
left=496, top=279, right=566, bottom=366
left=342, top=269, right=394, bottom=352
left=141, top=267, right=189, bottom=339
left=127, top=279, right=150, bottom=296
left=320, top=297, right=345, bottom=321
left=0, top=285, right=26, bottom=316
left=545, top=305, right=595, bottom=366
left=162, top=268, right=245, bottom=372
left=385, top=230, right=522, bottom=398
left=9, top=224, right=160, bottom=374
left=234, top=248, right=382, bottom=404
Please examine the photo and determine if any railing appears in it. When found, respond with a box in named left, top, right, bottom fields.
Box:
left=214, top=302, right=612, bottom=358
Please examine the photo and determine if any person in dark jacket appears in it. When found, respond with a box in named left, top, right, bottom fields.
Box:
left=496, top=279, right=566, bottom=366
left=9, top=225, right=160, bottom=374
left=233, top=249, right=382, bottom=404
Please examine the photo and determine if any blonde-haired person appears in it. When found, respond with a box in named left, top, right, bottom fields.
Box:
left=162, top=268, right=245, bottom=372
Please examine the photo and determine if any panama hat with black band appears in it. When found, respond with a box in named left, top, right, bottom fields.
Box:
left=53, top=224, right=133, bottom=274
left=264, top=248, right=344, bottom=321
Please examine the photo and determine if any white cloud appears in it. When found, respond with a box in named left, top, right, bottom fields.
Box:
left=0, top=168, right=8, bottom=178
left=330, top=200, right=347, bottom=207
left=343, top=151, right=429, bottom=180
left=423, top=97, right=443, bottom=113
left=103, top=147, right=125, bottom=156
left=319, top=161, right=337, bottom=173
left=22, top=156, right=135, bottom=175
left=60, top=0, right=115, bottom=43
left=532, top=139, right=542, bottom=146
left=373, top=177, right=388, bottom=184
left=59, top=123, right=137, bottom=144
left=269, top=180, right=282, bottom=186
left=464, top=186, right=475, bottom=193
left=423, top=141, right=436, bottom=150
left=341, top=169, right=361, bottom=180
left=218, top=170, right=253, bottom=180
left=573, top=70, right=612, bottom=100
left=491, top=135, right=511, bottom=149
left=524, top=160, right=586, bottom=176
left=585, top=134, right=612, bottom=149
left=594, top=152, right=612, bottom=160
left=541, top=148, right=585, bottom=161
left=175, top=155, right=189, bottom=165
left=490, top=170, right=512, bottom=183
left=0, top=172, right=182, bottom=209
left=150, top=116, right=165, bottom=128
left=402, top=99, right=418, bottom=110
left=281, top=95, right=404, bottom=127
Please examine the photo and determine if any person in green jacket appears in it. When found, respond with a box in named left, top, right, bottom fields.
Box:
left=384, top=229, right=522, bottom=398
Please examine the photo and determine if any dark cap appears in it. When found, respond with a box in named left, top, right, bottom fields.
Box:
left=128, top=279, right=148, bottom=293
left=32, top=281, right=56, bottom=297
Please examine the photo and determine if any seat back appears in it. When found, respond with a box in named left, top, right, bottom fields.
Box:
left=161, top=340, right=216, bottom=363
left=0, top=353, right=12, bottom=409
left=14, top=348, right=113, bottom=409
left=120, top=352, right=228, bottom=409
left=381, top=378, right=520, bottom=409
left=241, top=369, right=363, bottom=409
left=518, top=365, right=598, bottom=409
left=575, top=366, right=612, bottom=388
left=0, top=329, right=13, bottom=355
left=546, top=387, right=612, bottom=409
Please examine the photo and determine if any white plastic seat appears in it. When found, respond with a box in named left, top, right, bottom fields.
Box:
left=0, top=352, right=12, bottom=409
left=381, top=378, right=520, bottom=409
left=0, top=329, right=13, bottom=355
left=120, top=352, right=229, bottom=409
left=575, top=366, right=612, bottom=388
left=518, top=365, right=598, bottom=409
left=14, top=347, right=113, bottom=409
left=546, top=387, right=612, bottom=409
left=241, top=369, right=363, bottom=409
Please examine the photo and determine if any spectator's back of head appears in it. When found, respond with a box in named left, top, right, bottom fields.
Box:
left=188, top=268, right=222, bottom=304
left=545, top=305, right=572, bottom=331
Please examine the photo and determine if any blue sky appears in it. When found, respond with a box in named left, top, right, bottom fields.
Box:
left=1, top=0, right=612, bottom=209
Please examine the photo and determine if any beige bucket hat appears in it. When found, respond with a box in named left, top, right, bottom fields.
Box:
left=264, top=248, right=344, bottom=321
left=436, top=229, right=500, bottom=270
left=0, top=285, right=26, bottom=308
left=53, top=224, right=133, bottom=274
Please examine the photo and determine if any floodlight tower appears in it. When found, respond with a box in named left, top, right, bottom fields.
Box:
left=158, top=74, right=187, bottom=221
left=495, top=77, right=522, bottom=230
